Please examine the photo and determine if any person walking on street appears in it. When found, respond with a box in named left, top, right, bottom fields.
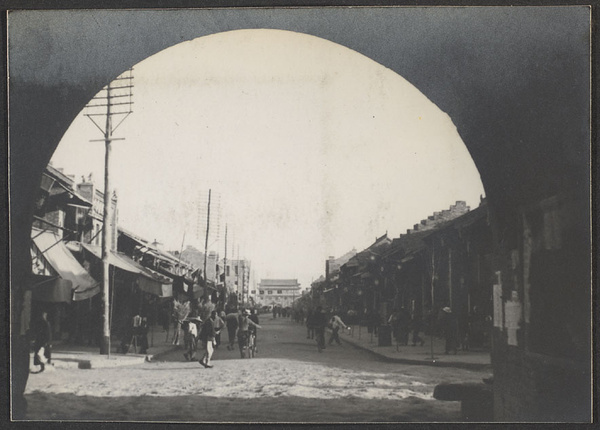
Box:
left=397, top=307, right=411, bottom=346
left=305, top=309, right=315, bottom=339
left=248, top=309, right=260, bottom=354
left=238, top=309, right=261, bottom=358
left=139, top=316, right=149, bottom=354
left=183, top=317, right=199, bottom=361
left=225, top=310, right=239, bottom=351
left=328, top=312, right=348, bottom=346
left=212, top=311, right=225, bottom=349
left=440, top=307, right=459, bottom=354
left=313, top=307, right=328, bottom=352
left=199, top=311, right=217, bottom=368
left=411, top=311, right=425, bottom=347
left=33, top=311, right=52, bottom=372
left=199, top=296, right=215, bottom=322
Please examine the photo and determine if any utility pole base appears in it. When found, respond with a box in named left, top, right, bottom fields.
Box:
left=100, top=336, right=110, bottom=355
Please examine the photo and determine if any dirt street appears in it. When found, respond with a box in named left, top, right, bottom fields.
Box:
left=24, top=316, right=488, bottom=422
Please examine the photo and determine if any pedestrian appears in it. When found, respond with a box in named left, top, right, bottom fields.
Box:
left=160, top=303, right=170, bottom=342
left=33, top=311, right=52, bottom=372
left=305, top=309, right=315, bottom=339
left=238, top=309, right=261, bottom=358
left=248, top=309, right=260, bottom=354
left=440, top=307, right=459, bottom=354
left=183, top=317, right=199, bottom=361
left=313, top=306, right=328, bottom=352
left=272, top=306, right=277, bottom=319
left=172, top=298, right=191, bottom=346
left=199, top=311, right=217, bottom=368
left=199, top=295, right=215, bottom=322
left=328, top=311, right=348, bottom=346
left=388, top=309, right=401, bottom=344
left=366, top=309, right=380, bottom=335
left=396, top=307, right=411, bottom=346
left=458, top=310, right=470, bottom=351
left=139, top=316, right=149, bottom=354
left=411, top=311, right=425, bottom=347
left=225, top=309, right=239, bottom=351
left=213, top=311, right=225, bottom=348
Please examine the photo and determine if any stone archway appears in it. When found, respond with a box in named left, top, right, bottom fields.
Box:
left=8, top=7, right=590, bottom=421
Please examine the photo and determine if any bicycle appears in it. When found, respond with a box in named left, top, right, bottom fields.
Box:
left=247, top=331, right=256, bottom=358
left=239, top=331, right=256, bottom=358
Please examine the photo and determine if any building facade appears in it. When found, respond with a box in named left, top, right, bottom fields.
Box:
left=75, top=175, right=119, bottom=250
left=257, top=279, right=301, bottom=308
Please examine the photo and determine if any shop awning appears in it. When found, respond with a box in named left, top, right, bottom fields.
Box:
left=31, top=229, right=100, bottom=301
left=81, top=243, right=173, bottom=297
left=82, top=242, right=138, bottom=273
left=137, top=265, right=173, bottom=298
left=46, top=182, right=93, bottom=208
left=30, top=275, right=73, bottom=303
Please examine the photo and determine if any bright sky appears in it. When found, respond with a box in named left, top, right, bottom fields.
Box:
left=50, top=29, right=485, bottom=292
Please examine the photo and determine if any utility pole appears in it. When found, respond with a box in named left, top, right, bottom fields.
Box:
left=241, top=259, right=246, bottom=307
left=237, top=244, right=241, bottom=306
left=224, top=223, right=228, bottom=305
left=85, top=69, right=133, bottom=356
left=203, top=189, right=211, bottom=294
left=430, top=243, right=436, bottom=360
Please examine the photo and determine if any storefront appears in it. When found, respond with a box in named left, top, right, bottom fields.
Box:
left=30, top=228, right=100, bottom=342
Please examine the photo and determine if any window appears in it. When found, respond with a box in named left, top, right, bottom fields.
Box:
left=226, top=266, right=230, bottom=276
left=277, top=290, right=282, bottom=294
left=235, top=265, right=239, bottom=276
left=259, top=290, right=264, bottom=295
left=267, top=290, right=273, bottom=295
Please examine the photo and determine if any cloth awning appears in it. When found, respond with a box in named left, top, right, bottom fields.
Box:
left=81, top=242, right=143, bottom=273
left=31, top=275, right=73, bottom=303
left=137, top=265, right=173, bottom=298
left=81, top=243, right=173, bottom=298
left=31, top=229, right=100, bottom=301
left=46, top=182, right=93, bottom=208
left=138, top=276, right=173, bottom=298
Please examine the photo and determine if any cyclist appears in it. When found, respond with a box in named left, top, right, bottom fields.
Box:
left=238, top=309, right=261, bottom=358
left=248, top=309, right=260, bottom=354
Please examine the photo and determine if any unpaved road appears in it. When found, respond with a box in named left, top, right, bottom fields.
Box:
left=24, top=317, right=487, bottom=422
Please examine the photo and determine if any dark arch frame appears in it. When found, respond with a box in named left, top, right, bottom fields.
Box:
left=7, top=7, right=591, bottom=421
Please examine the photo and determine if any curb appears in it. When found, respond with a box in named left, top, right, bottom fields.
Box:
left=340, top=335, right=492, bottom=371
left=146, top=345, right=180, bottom=361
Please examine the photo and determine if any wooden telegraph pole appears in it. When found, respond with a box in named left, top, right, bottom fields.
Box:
left=85, top=69, right=133, bottom=356
left=223, top=223, right=227, bottom=304
left=203, top=189, right=212, bottom=294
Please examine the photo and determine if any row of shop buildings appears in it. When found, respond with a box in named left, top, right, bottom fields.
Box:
left=24, top=164, right=244, bottom=347
left=311, top=199, right=493, bottom=347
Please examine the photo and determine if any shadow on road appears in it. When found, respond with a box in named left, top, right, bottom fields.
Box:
left=23, top=392, right=461, bottom=422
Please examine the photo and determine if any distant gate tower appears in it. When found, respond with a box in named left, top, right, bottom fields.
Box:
left=257, top=279, right=301, bottom=308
